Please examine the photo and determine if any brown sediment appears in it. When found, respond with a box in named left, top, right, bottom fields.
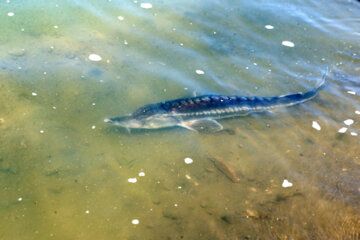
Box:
left=208, top=157, right=241, bottom=183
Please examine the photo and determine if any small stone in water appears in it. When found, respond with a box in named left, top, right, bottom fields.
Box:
left=338, top=127, right=347, bottom=133
left=195, top=69, right=205, bottom=75
left=281, top=41, right=295, bottom=47
left=131, top=219, right=139, bottom=224
left=88, top=54, right=102, bottom=61
left=128, top=178, right=137, bottom=183
left=312, top=121, right=321, bottom=131
left=344, top=119, right=354, bottom=126
left=184, top=157, right=193, bottom=164
left=140, top=3, right=152, bottom=8
left=282, top=179, right=293, bottom=188
left=350, top=132, right=358, bottom=136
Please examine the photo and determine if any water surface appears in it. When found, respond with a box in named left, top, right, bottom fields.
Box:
left=1, top=0, right=360, bottom=239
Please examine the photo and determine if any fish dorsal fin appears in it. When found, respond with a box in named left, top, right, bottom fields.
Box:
left=179, top=119, right=223, bottom=132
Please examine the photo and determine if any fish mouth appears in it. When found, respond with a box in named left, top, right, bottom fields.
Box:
left=104, top=118, right=112, bottom=123
left=104, top=115, right=141, bottom=128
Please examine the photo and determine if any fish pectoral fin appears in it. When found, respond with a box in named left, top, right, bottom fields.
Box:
left=180, top=119, right=223, bottom=132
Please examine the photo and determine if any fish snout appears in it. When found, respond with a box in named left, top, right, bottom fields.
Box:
left=104, top=118, right=112, bottom=123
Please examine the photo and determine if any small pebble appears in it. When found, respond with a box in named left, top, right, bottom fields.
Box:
left=88, top=54, right=102, bottom=61
left=338, top=127, right=347, bottom=133
left=344, top=119, right=354, bottom=126
left=265, top=25, right=274, bottom=29
left=350, top=132, right=358, bottom=136
left=128, top=178, right=137, bottom=183
left=282, top=179, right=293, bottom=188
left=195, top=69, right=205, bottom=75
left=40, top=130, right=44, bottom=133
left=8, top=12, right=14, bottom=17
left=91, top=125, right=96, bottom=129
left=138, top=172, right=145, bottom=177
left=355, top=110, right=360, bottom=115
left=312, top=121, right=321, bottom=131
left=184, top=157, right=193, bottom=164
left=32, top=92, right=37, bottom=96
left=347, top=91, right=356, bottom=95
left=131, top=219, right=139, bottom=224
left=18, top=197, right=23, bottom=202
left=281, top=41, right=295, bottom=47
left=117, top=16, right=124, bottom=21
left=140, top=3, right=152, bottom=8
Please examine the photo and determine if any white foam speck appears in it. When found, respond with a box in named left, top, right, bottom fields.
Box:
left=140, top=3, right=152, bottom=8
left=52, top=106, right=56, bottom=110
left=85, top=210, right=90, bottom=214
left=40, top=130, right=44, bottom=134
left=117, top=16, right=124, bottom=21
left=347, top=91, right=356, bottom=95
left=355, top=110, right=360, bottom=115
left=196, top=69, right=205, bottom=75
left=312, top=121, right=321, bottom=131
left=32, top=92, right=37, bottom=96
left=92, top=103, right=96, bottom=106
left=282, top=179, right=293, bottom=188
left=88, top=54, right=102, bottom=61
left=18, top=197, right=22, bottom=202
left=344, top=119, right=354, bottom=126
left=350, top=132, right=358, bottom=136
left=174, top=204, right=178, bottom=207
left=128, top=178, right=137, bottom=183
left=54, top=25, right=59, bottom=29
left=138, top=172, right=145, bottom=177
left=338, top=127, right=347, bottom=133
left=124, top=40, right=128, bottom=45
left=131, top=219, right=139, bottom=225
left=184, top=157, right=193, bottom=164
left=265, top=25, right=274, bottom=29
left=8, top=12, right=14, bottom=17
left=91, top=125, right=96, bottom=129
left=282, top=41, right=295, bottom=47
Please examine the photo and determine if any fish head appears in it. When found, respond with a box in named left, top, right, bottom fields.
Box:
left=104, top=104, right=179, bottom=129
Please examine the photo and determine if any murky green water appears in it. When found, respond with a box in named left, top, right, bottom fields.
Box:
left=1, top=0, right=360, bottom=239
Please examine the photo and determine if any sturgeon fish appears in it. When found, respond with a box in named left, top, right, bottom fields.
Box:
left=105, top=68, right=327, bottom=132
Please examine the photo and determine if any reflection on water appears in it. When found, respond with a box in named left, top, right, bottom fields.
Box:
left=0, top=0, right=359, bottom=239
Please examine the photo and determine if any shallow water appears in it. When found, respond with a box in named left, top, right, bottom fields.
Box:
left=1, top=0, right=360, bottom=239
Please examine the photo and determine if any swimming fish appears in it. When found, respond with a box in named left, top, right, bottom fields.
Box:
left=105, top=67, right=327, bottom=132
